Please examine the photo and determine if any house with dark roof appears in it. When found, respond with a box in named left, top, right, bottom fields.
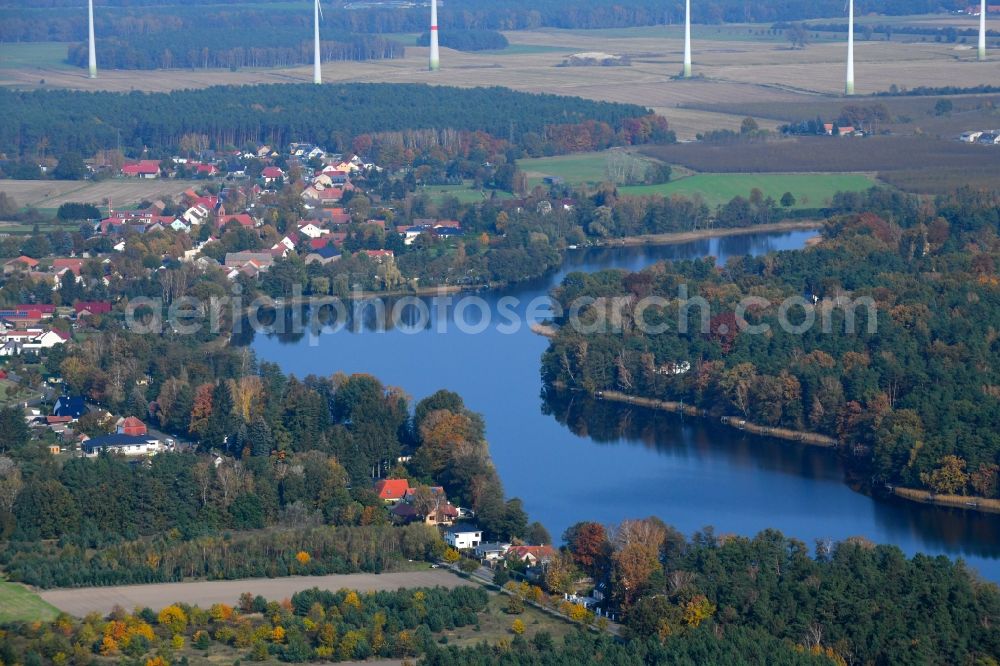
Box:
left=304, top=245, right=342, bottom=265
left=82, top=433, right=163, bottom=457
left=53, top=396, right=87, bottom=420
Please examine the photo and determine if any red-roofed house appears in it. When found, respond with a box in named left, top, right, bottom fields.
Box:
left=373, top=478, right=410, bottom=504
left=51, top=258, right=84, bottom=276
left=363, top=249, right=394, bottom=261
left=4, top=256, right=39, bottom=274
left=118, top=416, right=148, bottom=436
left=261, top=166, right=285, bottom=185
left=75, top=301, right=112, bottom=316
left=121, top=160, right=162, bottom=179
left=506, top=545, right=557, bottom=566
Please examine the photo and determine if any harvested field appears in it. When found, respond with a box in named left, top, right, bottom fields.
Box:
left=0, top=179, right=204, bottom=210
left=39, top=569, right=474, bottom=617
left=640, top=135, right=1000, bottom=175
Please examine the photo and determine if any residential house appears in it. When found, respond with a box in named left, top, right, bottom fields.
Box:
left=506, top=545, right=557, bottom=566
left=121, top=160, right=161, bottom=178
left=373, top=478, right=410, bottom=504
left=4, top=256, right=39, bottom=274
left=444, top=526, right=483, bottom=550
left=224, top=252, right=274, bottom=270
left=82, top=433, right=164, bottom=457
left=22, top=329, right=70, bottom=351
left=261, top=166, right=285, bottom=185
left=74, top=301, right=112, bottom=317
left=304, top=246, right=342, bottom=265
left=362, top=250, right=394, bottom=262
left=118, top=416, right=148, bottom=436
left=296, top=222, right=329, bottom=239
left=53, top=396, right=87, bottom=420
left=51, top=258, right=84, bottom=277
left=390, top=500, right=459, bottom=526
left=301, top=184, right=345, bottom=205
left=475, top=542, right=511, bottom=562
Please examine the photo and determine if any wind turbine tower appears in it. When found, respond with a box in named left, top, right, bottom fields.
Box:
left=683, top=0, right=692, bottom=78
left=429, top=0, right=440, bottom=71
left=313, top=0, right=322, bottom=84
left=980, top=0, right=988, bottom=61
left=88, top=0, right=97, bottom=79
left=845, top=0, right=855, bottom=95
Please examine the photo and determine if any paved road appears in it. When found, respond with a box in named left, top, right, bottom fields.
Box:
left=41, top=569, right=473, bottom=616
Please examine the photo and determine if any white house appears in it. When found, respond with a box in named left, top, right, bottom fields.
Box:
left=82, top=433, right=164, bottom=458
left=445, top=526, right=483, bottom=550
left=296, top=222, right=329, bottom=239
left=182, top=204, right=211, bottom=226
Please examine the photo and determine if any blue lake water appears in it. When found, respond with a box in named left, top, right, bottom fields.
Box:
left=251, top=229, right=1000, bottom=581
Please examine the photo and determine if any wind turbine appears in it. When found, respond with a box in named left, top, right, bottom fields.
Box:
left=845, top=0, right=855, bottom=95
left=313, top=0, right=323, bottom=84
left=979, top=0, right=988, bottom=61
left=88, top=0, right=97, bottom=79
left=429, top=0, right=440, bottom=71
left=683, top=0, right=692, bottom=78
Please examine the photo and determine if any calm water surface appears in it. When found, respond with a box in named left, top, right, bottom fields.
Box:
left=251, top=230, right=1000, bottom=580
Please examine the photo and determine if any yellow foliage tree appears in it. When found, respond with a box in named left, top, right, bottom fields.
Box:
left=342, top=590, right=362, bottom=611
left=511, top=619, right=525, bottom=635
left=157, top=605, right=188, bottom=634
left=442, top=548, right=461, bottom=564
left=296, top=551, right=311, bottom=565
left=145, top=657, right=169, bottom=666
left=271, top=625, right=286, bottom=643
left=683, top=595, right=717, bottom=628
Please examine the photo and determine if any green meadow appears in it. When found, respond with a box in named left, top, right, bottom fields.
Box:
left=619, top=173, right=878, bottom=209
left=0, top=582, right=59, bottom=623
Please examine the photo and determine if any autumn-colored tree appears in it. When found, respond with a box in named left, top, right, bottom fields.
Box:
left=295, top=551, right=311, bottom=565
left=682, top=595, right=716, bottom=628
left=544, top=551, right=579, bottom=595
left=270, top=625, right=286, bottom=643
left=157, top=605, right=188, bottom=634
left=970, top=463, right=999, bottom=498
left=511, top=618, right=525, bottom=635
left=612, top=519, right=666, bottom=609
left=442, top=547, right=461, bottom=564
left=230, top=375, right=264, bottom=424
left=189, top=382, right=214, bottom=436
left=921, top=455, right=969, bottom=495
left=563, top=521, right=610, bottom=577
left=720, top=362, right=756, bottom=418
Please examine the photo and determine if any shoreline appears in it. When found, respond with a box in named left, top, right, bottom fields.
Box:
left=592, top=390, right=1000, bottom=516
left=594, top=390, right=837, bottom=447
left=592, top=220, right=822, bottom=247
left=891, top=486, right=1000, bottom=515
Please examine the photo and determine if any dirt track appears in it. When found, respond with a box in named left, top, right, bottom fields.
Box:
left=40, top=569, right=472, bottom=616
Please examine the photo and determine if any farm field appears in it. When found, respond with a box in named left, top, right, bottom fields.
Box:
left=0, top=581, right=59, bottom=623
left=0, top=42, right=70, bottom=71
left=3, top=18, right=999, bottom=139
left=418, top=183, right=514, bottom=204
left=39, top=569, right=473, bottom=617
left=640, top=135, right=1000, bottom=177
left=518, top=151, right=646, bottom=186
left=619, top=172, right=877, bottom=208
left=0, top=178, right=204, bottom=210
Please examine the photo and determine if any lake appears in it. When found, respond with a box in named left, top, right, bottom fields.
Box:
left=250, top=229, right=1000, bottom=581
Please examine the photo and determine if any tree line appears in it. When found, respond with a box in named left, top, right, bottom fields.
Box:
left=0, top=0, right=969, bottom=45
left=0, top=83, right=663, bottom=159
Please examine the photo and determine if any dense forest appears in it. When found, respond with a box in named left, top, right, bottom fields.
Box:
left=542, top=187, right=1000, bottom=498
left=0, top=84, right=668, bottom=159
left=0, top=0, right=969, bottom=46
